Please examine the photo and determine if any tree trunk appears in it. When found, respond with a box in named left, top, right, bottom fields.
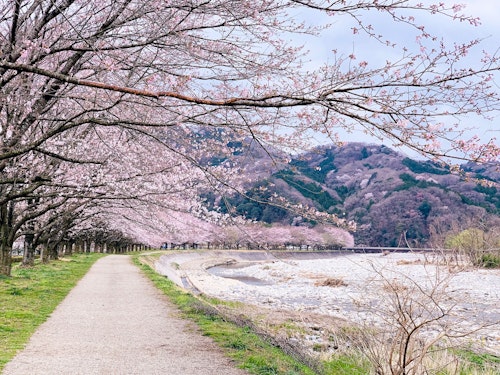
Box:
left=77, top=241, right=83, bottom=253
left=50, top=242, right=59, bottom=260
left=0, top=233, right=12, bottom=276
left=0, top=239, right=12, bottom=276
left=0, top=202, right=15, bottom=276
left=22, top=198, right=37, bottom=267
left=66, top=242, right=73, bottom=256
left=58, top=242, right=66, bottom=257
left=40, top=243, right=49, bottom=263
left=22, top=231, right=35, bottom=267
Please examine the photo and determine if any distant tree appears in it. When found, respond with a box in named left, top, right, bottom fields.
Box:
left=445, top=227, right=500, bottom=267
left=418, top=200, right=432, bottom=220
left=402, top=158, right=450, bottom=175
left=361, top=147, right=370, bottom=160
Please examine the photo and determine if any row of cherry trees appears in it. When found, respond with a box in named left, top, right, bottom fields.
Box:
left=1, top=1, right=499, bottom=275
left=155, top=212, right=354, bottom=250
left=13, top=221, right=148, bottom=261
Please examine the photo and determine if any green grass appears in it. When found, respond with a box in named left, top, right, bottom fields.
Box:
left=480, top=253, right=500, bottom=268
left=323, top=354, right=370, bottom=375
left=0, top=253, right=105, bottom=371
left=454, top=349, right=500, bottom=373
left=133, top=255, right=318, bottom=375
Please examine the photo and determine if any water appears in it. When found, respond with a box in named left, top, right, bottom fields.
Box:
left=208, top=263, right=272, bottom=286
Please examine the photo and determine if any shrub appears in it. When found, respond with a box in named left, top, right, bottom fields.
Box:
left=445, top=228, right=500, bottom=268
left=480, top=253, right=500, bottom=268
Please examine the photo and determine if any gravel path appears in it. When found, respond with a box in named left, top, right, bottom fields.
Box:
left=2, top=255, right=248, bottom=375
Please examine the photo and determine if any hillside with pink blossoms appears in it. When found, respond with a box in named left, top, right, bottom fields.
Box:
left=212, top=142, right=499, bottom=247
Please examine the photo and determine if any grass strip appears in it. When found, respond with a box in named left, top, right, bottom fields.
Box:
left=133, top=254, right=318, bottom=375
left=0, top=253, right=106, bottom=371
left=453, top=349, right=500, bottom=374
left=135, top=253, right=500, bottom=375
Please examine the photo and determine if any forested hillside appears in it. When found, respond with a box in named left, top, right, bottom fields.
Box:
left=215, top=143, right=500, bottom=247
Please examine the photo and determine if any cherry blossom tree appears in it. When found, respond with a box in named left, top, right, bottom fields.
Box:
left=1, top=1, right=499, bottom=275
left=1, top=123, right=225, bottom=274
left=314, top=224, right=355, bottom=248
left=2, top=1, right=497, bottom=162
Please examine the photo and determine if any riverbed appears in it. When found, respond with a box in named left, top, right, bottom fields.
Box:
left=155, top=250, right=500, bottom=355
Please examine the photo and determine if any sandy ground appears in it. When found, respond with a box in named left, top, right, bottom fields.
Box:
left=3, top=255, right=248, bottom=375
left=156, top=250, right=500, bottom=356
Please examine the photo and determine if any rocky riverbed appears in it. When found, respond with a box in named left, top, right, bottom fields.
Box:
left=155, top=250, right=500, bottom=356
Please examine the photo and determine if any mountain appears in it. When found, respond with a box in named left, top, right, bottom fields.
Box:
left=217, top=142, right=500, bottom=247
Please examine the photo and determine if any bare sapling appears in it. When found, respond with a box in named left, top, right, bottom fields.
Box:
left=345, top=259, right=498, bottom=374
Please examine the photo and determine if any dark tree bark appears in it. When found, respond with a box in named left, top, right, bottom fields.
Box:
left=0, top=202, right=15, bottom=276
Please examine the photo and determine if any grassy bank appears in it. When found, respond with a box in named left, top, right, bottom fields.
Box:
left=0, top=253, right=105, bottom=371
left=136, top=252, right=500, bottom=375
left=133, top=254, right=321, bottom=375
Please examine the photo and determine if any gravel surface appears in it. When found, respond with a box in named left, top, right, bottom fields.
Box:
left=3, top=255, right=248, bottom=375
left=156, top=250, right=500, bottom=356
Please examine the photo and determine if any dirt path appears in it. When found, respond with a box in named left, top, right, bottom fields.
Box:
left=2, top=255, right=248, bottom=375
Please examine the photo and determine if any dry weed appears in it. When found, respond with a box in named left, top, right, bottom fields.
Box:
left=314, top=278, right=348, bottom=287
left=396, top=259, right=422, bottom=265
left=382, top=280, right=408, bottom=293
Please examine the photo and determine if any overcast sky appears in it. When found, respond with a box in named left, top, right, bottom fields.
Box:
left=295, top=1, right=500, bottom=159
